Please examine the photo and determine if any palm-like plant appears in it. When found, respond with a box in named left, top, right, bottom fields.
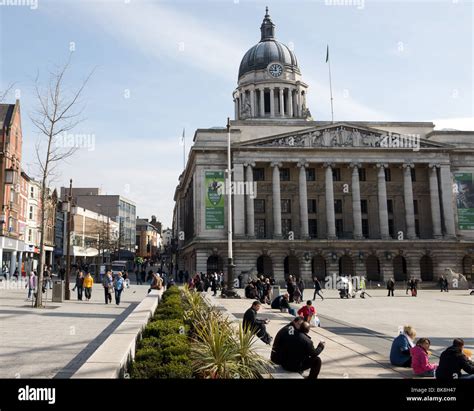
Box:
left=234, top=324, right=270, bottom=379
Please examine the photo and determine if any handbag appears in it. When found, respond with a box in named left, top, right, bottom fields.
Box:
left=310, top=316, right=320, bottom=327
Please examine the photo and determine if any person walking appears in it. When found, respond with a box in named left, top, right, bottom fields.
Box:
left=73, top=271, right=84, bottom=301
left=43, top=267, right=52, bottom=290
left=297, top=277, right=305, bottom=301
left=25, top=271, right=37, bottom=301
left=243, top=301, right=272, bottom=345
left=114, top=272, right=125, bottom=305
left=436, top=338, right=474, bottom=380
left=287, top=276, right=296, bottom=303
left=387, top=278, right=395, bottom=297
left=102, top=271, right=113, bottom=304
left=83, top=272, right=94, bottom=301
left=211, top=272, right=218, bottom=296
left=443, top=277, right=449, bottom=292
left=312, top=277, right=324, bottom=301
left=438, top=276, right=445, bottom=292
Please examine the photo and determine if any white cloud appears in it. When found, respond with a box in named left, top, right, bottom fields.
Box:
left=432, top=117, right=474, bottom=131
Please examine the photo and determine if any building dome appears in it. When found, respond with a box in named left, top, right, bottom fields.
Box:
left=238, top=7, right=300, bottom=79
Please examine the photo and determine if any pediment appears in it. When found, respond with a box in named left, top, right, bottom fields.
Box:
left=237, top=123, right=451, bottom=149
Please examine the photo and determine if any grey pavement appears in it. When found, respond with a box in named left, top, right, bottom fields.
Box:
left=0, top=279, right=150, bottom=378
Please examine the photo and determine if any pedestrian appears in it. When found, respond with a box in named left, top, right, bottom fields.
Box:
left=243, top=301, right=272, bottom=345
left=313, top=277, right=324, bottom=301
left=390, top=325, right=416, bottom=367
left=410, top=338, right=437, bottom=377
left=272, top=320, right=325, bottom=379
left=25, top=271, right=37, bottom=301
left=114, top=272, right=125, bottom=305
left=43, top=267, right=52, bottom=290
left=148, top=273, right=163, bottom=294
left=83, top=272, right=94, bottom=301
left=211, top=273, right=218, bottom=296
left=410, top=278, right=418, bottom=297
left=436, top=338, right=474, bottom=380
left=438, top=276, right=445, bottom=292
left=102, top=271, right=113, bottom=304
left=184, top=270, right=189, bottom=284
left=73, top=271, right=84, bottom=301
left=443, top=277, right=449, bottom=292
left=387, top=277, right=395, bottom=297
left=287, top=276, right=296, bottom=303
left=135, top=269, right=142, bottom=285
left=263, top=278, right=272, bottom=304
left=297, top=277, right=305, bottom=300
left=297, top=300, right=316, bottom=323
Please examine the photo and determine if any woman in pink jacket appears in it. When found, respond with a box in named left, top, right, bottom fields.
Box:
left=410, top=338, right=437, bottom=377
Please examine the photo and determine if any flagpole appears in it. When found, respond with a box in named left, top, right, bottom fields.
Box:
left=183, top=128, right=186, bottom=169
left=327, top=45, right=335, bottom=123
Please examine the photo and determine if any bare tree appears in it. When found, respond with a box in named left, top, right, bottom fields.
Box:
left=0, top=83, right=15, bottom=103
left=31, top=55, right=94, bottom=307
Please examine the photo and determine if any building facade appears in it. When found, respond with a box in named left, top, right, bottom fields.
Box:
left=136, top=217, right=161, bottom=260
left=173, top=9, right=474, bottom=285
left=60, top=187, right=137, bottom=257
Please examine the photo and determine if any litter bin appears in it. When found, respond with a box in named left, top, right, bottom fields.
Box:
left=52, top=280, right=64, bottom=302
left=272, top=285, right=281, bottom=297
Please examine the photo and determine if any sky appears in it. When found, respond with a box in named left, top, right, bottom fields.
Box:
left=0, top=0, right=472, bottom=228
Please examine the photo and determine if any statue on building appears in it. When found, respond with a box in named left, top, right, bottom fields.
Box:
left=240, top=95, right=252, bottom=119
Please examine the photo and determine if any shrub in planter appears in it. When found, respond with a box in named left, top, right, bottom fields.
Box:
left=138, top=336, right=162, bottom=350
left=160, top=333, right=190, bottom=363
left=143, top=319, right=187, bottom=339
left=154, top=361, right=193, bottom=379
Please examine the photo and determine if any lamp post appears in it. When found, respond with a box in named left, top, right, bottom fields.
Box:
left=222, top=117, right=239, bottom=298
left=64, top=179, right=73, bottom=300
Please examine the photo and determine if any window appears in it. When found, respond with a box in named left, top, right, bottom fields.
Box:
left=385, top=168, right=391, bottom=182
left=309, top=219, right=318, bottom=238
left=335, top=219, right=344, bottom=237
left=30, top=187, right=34, bottom=198
left=254, top=199, right=265, bottom=214
left=411, top=168, right=416, bottom=182
left=282, top=219, right=292, bottom=237
left=387, top=199, right=393, bottom=214
left=306, top=168, right=315, bottom=181
left=332, top=168, right=341, bottom=181
left=307, top=199, right=317, bottom=214
left=281, top=199, right=291, bottom=214
left=413, top=200, right=418, bottom=215
left=253, top=168, right=265, bottom=181
left=389, top=219, right=395, bottom=238
left=334, top=199, right=343, bottom=214
left=362, top=219, right=369, bottom=238
left=29, top=206, right=33, bottom=220
left=358, top=168, right=366, bottom=182
left=28, top=229, right=32, bottom=242
left=280, top=168, right=290, bottom=181
left=360, top=200, right=368, bottom=214
left=255, top=219, right=266, bottom=239
left=415, top=219, right=420, bottom=237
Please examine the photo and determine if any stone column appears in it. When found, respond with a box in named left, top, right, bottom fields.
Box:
left=272, top=162, right=282, bottom=238
left=376, top=163, right=390, bottom=239
left=324, top=162, right=337, bottom=239
left=428, top=164, right=442, bottom=239
left=350, top=162, right=363, bottom=239
left=279, top=88, right=285, bottom=117
left=270, top=88, right=275, bottom=118
left=250, top=88, right=255, bottom=118
left=439, top=164, right=457, bottom=238
left=259, top=88, right=265, bottom=117
left=10, top=251, right=17, bottom=276
left=234, top=99, right=239, bottom=120
left=296, top=88, right=301, bottom=117
left=0, top=250, right=3, bottom=277
left=297, top=162, right=309, bottom=239
left=245, top=162, right=256, bottom=238
left=233, top=163, right=246, bottom=238
left=18, top=252, right=23, bottom=276
left=402, top=163, right=417, bottom=239
left=288, top=89, right=294, bottom=118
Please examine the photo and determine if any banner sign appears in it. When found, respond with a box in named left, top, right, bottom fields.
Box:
left=205, top=171, right=225, bottom=229
left=454, top=172, right=474, bottom=230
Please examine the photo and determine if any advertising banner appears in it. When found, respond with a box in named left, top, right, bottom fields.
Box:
left=205, top=171, right=225, bottom=229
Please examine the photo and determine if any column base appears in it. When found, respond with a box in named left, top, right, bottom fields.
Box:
left=353, top=234, right=364, bottom=240
left=381, top=235, right=392, bottom=240
left=273, top=235, right=283, bottom=240
left=443, top=235, right=457, bottom=240
left=247, top=235, right=256, bottom=240
left=327, top=235, right=337, bottom=240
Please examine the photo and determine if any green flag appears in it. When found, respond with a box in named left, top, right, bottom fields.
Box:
left=326, top=45, right=329, bottom=63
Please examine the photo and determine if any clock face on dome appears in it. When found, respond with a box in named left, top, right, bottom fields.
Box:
left=268, top=63, right=283, bottom=78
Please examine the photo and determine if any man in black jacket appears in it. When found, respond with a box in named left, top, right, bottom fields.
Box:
left=273, top=321, right=325, bottom=379
left=436, top=338, right=474, bottom=380
left=271, top=316, right=304, bottom=364
left=243, top=301, right=272, bottom=344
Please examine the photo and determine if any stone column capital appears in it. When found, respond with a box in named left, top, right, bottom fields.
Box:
left=349, top=162, right=361, bottom=169
left=271, top=162, right=282, bottom=168
left=402, top=163, right=415, bottom=169
left=244, top=162, right=256, bottom=168
left=297, top=161, right=309, bottom=169
left=323, top=162, right=335, bottom=169
left=375, top=163, right=388, bottom=169
left=428, top=163, right=440, bottom=169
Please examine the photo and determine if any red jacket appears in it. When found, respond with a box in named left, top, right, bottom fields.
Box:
left=410, top=346, right=437, bottom=375
left=297, top=305, right=316, bottom=318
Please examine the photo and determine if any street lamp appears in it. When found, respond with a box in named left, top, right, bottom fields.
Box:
left=62, top=179, right=73, bottom=300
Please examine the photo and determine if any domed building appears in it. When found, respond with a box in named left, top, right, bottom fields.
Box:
left=173, top=9, right=474, bottom=286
